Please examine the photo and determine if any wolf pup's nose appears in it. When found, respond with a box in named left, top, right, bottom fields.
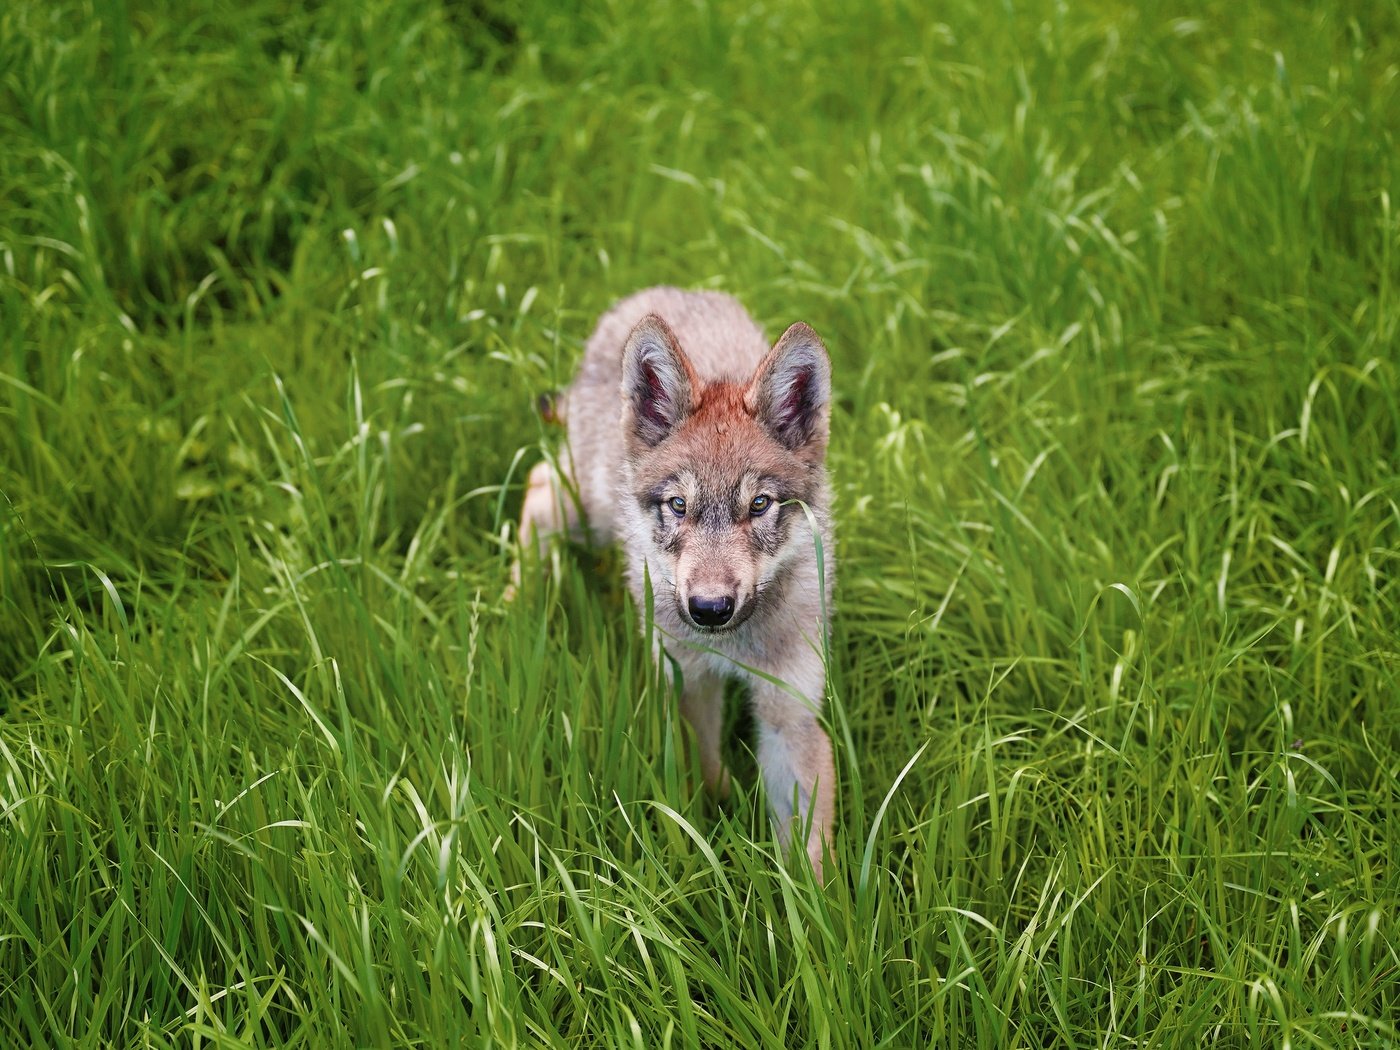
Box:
left=688, top=594, right=735, bottom=628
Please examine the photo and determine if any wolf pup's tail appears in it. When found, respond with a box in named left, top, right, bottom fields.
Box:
left=537, top=392, right=564, bottom=426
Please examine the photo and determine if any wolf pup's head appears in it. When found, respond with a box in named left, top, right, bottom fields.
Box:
left=620, top=313, right=831, bottom=634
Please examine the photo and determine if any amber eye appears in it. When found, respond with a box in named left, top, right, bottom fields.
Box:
left=667, top=496, right=687, bottom=516
left=750, top=494, right=773, bottom=516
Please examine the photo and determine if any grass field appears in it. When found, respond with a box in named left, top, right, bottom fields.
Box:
left=3, top=0, right=1399, bottom=1045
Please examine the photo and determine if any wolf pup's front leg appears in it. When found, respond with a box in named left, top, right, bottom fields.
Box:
left=750, top=648, right=836, bottom=879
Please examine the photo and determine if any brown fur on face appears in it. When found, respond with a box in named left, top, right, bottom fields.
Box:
left=629, top=380, right=823, bottom=630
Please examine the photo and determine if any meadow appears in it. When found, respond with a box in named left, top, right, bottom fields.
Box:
left=2, top=0, right=1398, bottom=1045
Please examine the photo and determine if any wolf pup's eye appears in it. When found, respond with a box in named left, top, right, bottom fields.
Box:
left=667, top=496, right=687, bottom=516
left=749, top=494, right=773, bottom=516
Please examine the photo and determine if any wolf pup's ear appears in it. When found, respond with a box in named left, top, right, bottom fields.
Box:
left=621, top=314, right=697, bottom=448
left=747, top=322, right=831, bottom=454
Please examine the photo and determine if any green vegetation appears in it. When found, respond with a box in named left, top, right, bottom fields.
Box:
left=2, top=0, right=1398, bottom=1045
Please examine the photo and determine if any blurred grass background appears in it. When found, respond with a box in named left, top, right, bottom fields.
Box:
left=2, top=0, right=1398, bottom=1045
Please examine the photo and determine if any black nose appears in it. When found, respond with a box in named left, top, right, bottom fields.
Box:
left=688, top=594, right=735, bottom=628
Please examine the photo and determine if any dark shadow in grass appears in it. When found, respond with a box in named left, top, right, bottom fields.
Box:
left=440, top=0, right=520, bottom=61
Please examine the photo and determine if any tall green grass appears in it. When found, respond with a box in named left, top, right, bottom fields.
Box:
left=2, top=0, right=1397, bottom=1045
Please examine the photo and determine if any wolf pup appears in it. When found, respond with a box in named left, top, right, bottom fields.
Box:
left=514, top=287, right=837, bottom=878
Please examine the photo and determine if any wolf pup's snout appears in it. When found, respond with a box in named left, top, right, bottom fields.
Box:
left=512, top=287, right=839, bottom=880
left=687, top=593, right=735, bottom=628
